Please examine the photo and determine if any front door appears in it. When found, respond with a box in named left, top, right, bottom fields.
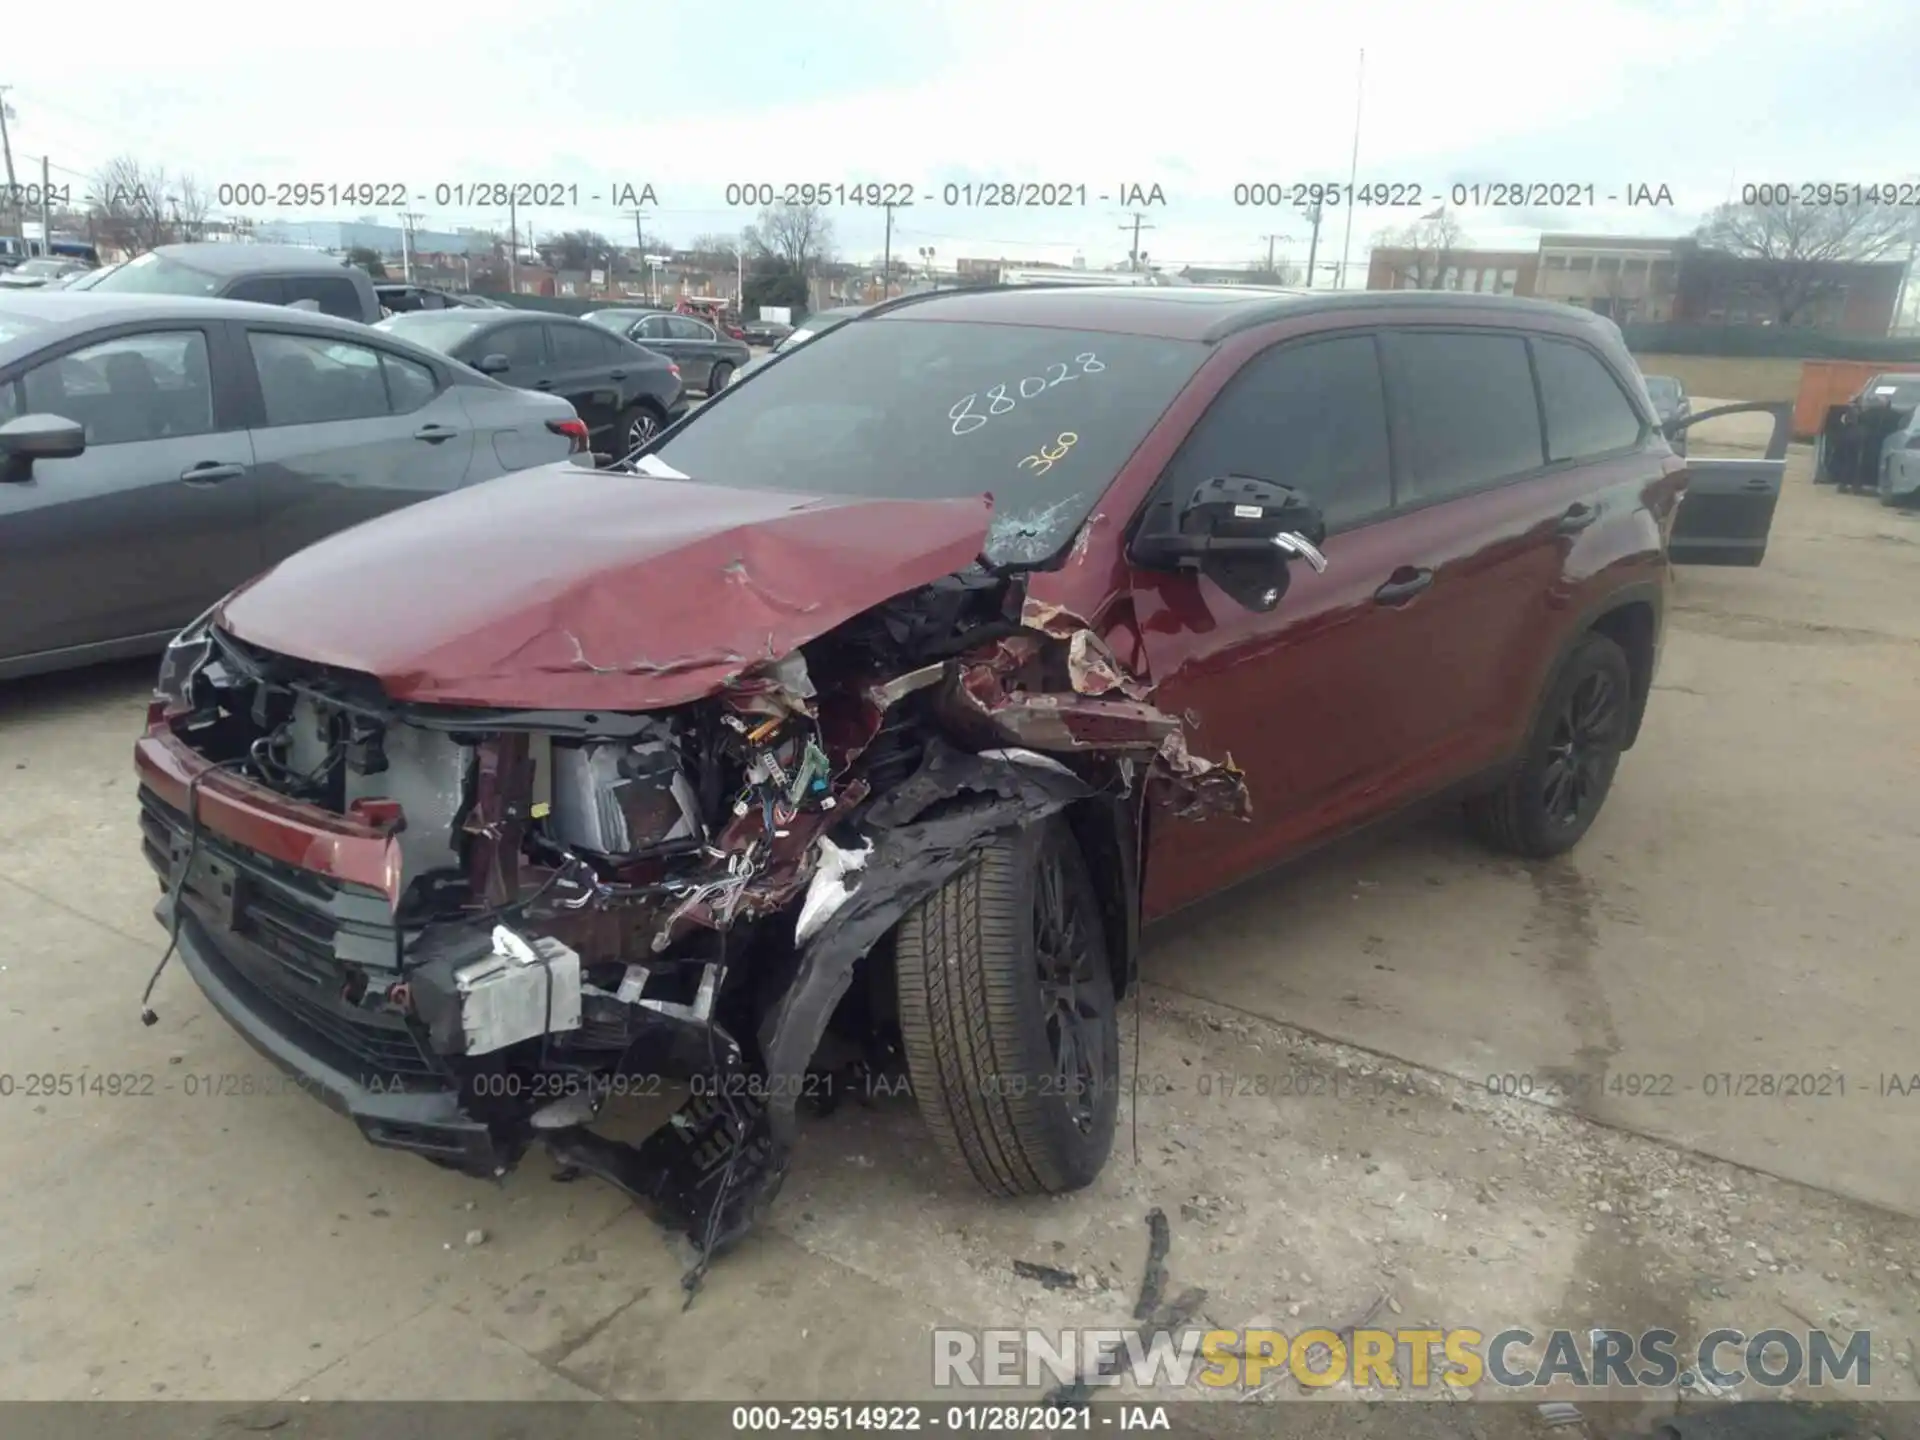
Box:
left=0, top=323, right=261, bottom=662
left=1127, top=330, right=1462, bottom=917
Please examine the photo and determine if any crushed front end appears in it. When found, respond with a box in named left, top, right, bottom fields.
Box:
left=134, top=569, right=1247, bottom=1275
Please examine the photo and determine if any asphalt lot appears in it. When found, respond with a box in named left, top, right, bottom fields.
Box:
left=2, top=418, right=1917, bottom=1410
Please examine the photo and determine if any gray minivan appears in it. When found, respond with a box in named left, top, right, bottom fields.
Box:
left=88, top=244, right=382, bottom=324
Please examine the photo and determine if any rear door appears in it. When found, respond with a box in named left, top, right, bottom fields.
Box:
left=665, top=315, right=720, bottom=389
left=241, top=323, right=478, bottom=565
left=0, top=321, right=260, bottom=663
left=543, top=322, right=625, bottom=442
left=1666, top=401, right=1791, bottom=567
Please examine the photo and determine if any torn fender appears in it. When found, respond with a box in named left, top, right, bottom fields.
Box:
left=756, top=744, right=1093, bottom=1146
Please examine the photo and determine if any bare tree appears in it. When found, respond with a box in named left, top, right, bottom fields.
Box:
left=89, top=155, right=179, bottom=255
left=687, top=231, right=740, bottom=266
left=542, top=228, right=614, bottom=271
left=1376, top=208, right=1465, bottom=290
left=172, top=175, right=212, bottom=242
left=743, top=203, right=834, bottom=275
left=1246, top=252, right=1299, bottom=286
left=1694, top=197, right=1916, bottom=325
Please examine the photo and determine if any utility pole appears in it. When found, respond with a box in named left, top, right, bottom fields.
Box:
left=1337, top=47, right=1365, bottom=288
left=1259, top=232, right=1287, bottom=281
left=40, top=154, right=51, bottom=249
left=1120, top=212, right=1155, bottom=273
left=398, top=210, right=422, bottom=283
left=1299, top=202, right=1325, bottom=288
left=629, top=208, right=649, bottom=300
left=507, top=194, right=518, bottom=295
left=0, top=87, right=20, bottom=250
left=881, top=200, right=897, bottom=300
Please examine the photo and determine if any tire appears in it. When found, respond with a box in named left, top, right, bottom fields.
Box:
left=1465, top=632, right=1633, bottom=859
left=894, top=814, right=1119, bottom=1198
left=708, top=362, right=734, bottom=394
left=615, top=402, right=664, bottom=458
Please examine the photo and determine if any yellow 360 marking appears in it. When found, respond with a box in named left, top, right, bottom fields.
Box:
left=1018, top=432, right=1079, bottom=476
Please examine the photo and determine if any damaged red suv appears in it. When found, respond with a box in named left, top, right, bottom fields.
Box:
left=134, top=285, right=1697, bottom=1265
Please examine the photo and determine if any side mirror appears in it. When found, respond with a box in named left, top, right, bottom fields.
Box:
left=1132, top=474, right=1328, bottom=614
left=0, top=414, right=87, bottom=482
left=475, top=353, right=510, bottom=375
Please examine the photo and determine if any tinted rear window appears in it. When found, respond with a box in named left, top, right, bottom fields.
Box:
left=652, top=317, right=1207, bottom=565
left=1535, top=339, right=1645, bottom=461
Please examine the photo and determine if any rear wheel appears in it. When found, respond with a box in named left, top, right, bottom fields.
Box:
left=1465, top=633, right=1632, bottom=859
left=895, top=815, right=1119, bottom=1197
left=708, top=362, right=734, bottom=394
left=616, top=402, right=664, bottom=457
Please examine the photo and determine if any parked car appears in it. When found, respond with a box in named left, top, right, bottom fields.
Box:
left=1815, top=372, right=1920, bottom=492
left=739, top=315, right=794, bottom=346
left=582, top=307, right=750, bottom=395
left=1640, top=374, right=1690, bottom=457
left=375, top=283, right=507, bottom=314
left=0, top=258, right=91, bottom=289
left=127, top=285, right=1785, bottom=1268
left=1877, top=402, right=1920, bottom=508
left=737, top=304, right=868, bottom=377
left=58, top=263, right=122, bottom=292
left=0, top=292, right=587, bottom=679
left=87, top=243, right=382, bottom=324
left=377, top=309, right=686, bottom=455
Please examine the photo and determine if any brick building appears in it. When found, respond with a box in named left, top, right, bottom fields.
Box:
left=1365, top=247, right=1537, bottom=297
left=1369, top=231, right=1906, bottom=336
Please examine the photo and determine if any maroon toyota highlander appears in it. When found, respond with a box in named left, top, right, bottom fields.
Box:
left=132, top=285, right=1787, bottom=1272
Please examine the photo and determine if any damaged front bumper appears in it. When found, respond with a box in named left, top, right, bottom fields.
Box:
left=134, top=565, right=1255, bottom=1274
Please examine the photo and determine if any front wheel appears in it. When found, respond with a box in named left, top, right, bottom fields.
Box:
left=894, top=814, right=1119, bottom=1198
left=1465, top=632, right=1632, bottom=859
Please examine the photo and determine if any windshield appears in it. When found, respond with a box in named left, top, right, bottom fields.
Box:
left=650, top=316, right=1206, bottom=565
left=1863, top=375, right=1920, bottom=404
left=1643, top=376, right=1682, bottom=404
left=373, top=313, right=492, bottom=352
left=88, top=252, right=224, bottom=296
left=0, top=310, right=55, bottom=344
left=13, top=259, right=72, bottom=278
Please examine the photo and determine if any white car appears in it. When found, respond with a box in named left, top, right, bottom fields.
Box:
left=1879, top=405, right=1920, bottom=507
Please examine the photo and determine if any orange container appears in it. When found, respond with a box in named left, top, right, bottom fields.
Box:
left=1793, top=360, right=1920, bottom=440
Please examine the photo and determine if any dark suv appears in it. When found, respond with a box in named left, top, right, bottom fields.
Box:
left=133, top=287, right=1784, bottom=1267
left=89, top=243, right=381, bottom=323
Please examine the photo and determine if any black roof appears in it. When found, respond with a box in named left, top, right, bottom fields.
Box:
left=144, top=243, right=360, bottom=276
left=859, top=283, right=1612, bottom=344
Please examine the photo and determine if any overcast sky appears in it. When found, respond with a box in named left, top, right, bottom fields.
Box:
left=5, top=0, right=1914, bottom=276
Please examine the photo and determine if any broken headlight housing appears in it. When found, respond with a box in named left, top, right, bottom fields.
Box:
left=153, top=604, right=219, bottom=718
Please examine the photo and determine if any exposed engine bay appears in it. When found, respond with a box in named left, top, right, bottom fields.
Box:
left=139, top=564, right=1250, bottom=1287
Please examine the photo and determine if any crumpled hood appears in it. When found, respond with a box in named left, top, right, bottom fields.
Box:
left=216, top=463, right=992, bottom=710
